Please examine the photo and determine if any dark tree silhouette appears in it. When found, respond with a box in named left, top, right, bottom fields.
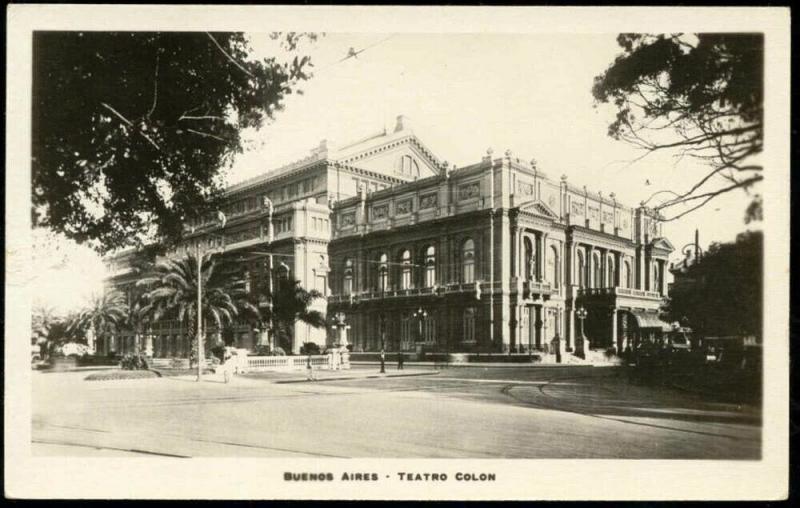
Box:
left=32, top=31, right=316, bottom=253
left=258, top=279, right=326, bottom=353
left=665, top=230, right=762, bottom=339
left=593, top=34, right=763, bottom=221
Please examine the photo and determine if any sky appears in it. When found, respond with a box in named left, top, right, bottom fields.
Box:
left=32, top=32, right=759, bottom=315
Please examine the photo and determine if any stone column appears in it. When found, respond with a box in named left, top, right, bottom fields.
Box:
left=620, top=312, right=629, bottom=353
left=610, top=307, right=618, bottom=351
left=568, top=242, right=577, bottom=287
left=510, top=223, right=518, bottom=279
left=541, top=306, right=549, bottom=352
left=566, top=305, right=575, bottom=351
left=597, top=248, right=604, bottom=289
left=533, top=306, right=542, bottom=349
left=539, top=233, right=549, bottom=282
left=586, top=244, right=595, bottom=288
left=517, top=228, right=524, bottom=280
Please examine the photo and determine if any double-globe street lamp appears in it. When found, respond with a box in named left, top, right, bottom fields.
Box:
left=576, top=306, right=588, bottom=358
left=413, top=307, right=428, bottom=344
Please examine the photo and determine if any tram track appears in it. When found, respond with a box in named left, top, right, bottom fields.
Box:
left=499, top=372, right=759, bottom=441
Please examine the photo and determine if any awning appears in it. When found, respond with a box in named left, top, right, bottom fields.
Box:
left=630, top=310, right=673, bottom=331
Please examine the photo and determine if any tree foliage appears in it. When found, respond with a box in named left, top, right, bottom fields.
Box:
left=253, top=278, right=326, bottom=352
left=593, top=33, right=763, bottom=221
left=136, top=254, right=255, bottom=337
left=32, top=305, right=58, bottom=345
left=67, top=289, right=129, bottom=339
left=32, top=31, right=316, bottom=253
left=664, top=230, right=762, bottom=338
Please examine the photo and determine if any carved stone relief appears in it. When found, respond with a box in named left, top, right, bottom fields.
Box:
left=419, top=192, right=438, bottom=210
left=458, top=182, right=480, bottom=201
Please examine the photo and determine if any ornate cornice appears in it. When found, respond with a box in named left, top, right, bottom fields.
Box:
left=568, top=225, right=636, bottom=251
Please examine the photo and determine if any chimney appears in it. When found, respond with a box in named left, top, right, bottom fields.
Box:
left=394, top=115, right=411, bottom=133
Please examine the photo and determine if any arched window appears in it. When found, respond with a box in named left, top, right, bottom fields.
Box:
left=400, top=249, right=412, bottom=290
left=548, top=245, right=560, bottom=288
left=592, top=252, right=602, bottom=289
left=463, top=307, right=476, bottom=343
left=622, top=259, right=631, bottom=289
left=524, top=236, right=535, bottom=281
left=424, top=246, right=436, bottom=287
left=462, top=239, right=475, bottom=283
left=378, top=253, right=389, bottom=292
left=343, top=258, right=353, bottom=295
left=276, top=262, right=290, bottom=292
left=577, top=250, right=586, bottom=288
left=607, top=255, right=616, bottom=288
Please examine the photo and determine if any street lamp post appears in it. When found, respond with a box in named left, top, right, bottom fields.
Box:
left=195, top=241, right=204, bottom=381
left=191, top=211, right=227, bottom=382
left=414, top=307, right=427, bottom=343
left=379, top=314, right=386, bottom=373
left=576, top=306, right=588, bottom=359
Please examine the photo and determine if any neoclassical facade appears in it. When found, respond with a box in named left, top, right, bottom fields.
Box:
left=327, top=148, right=674, bottom=358
left=104, top=116, right=673, bottom=359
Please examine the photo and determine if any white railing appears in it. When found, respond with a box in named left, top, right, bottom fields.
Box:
left=244, top=352, right=350, bottom=373
left=578, top=287, right=662, bottom=300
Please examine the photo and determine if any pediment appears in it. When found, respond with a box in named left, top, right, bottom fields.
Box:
left=333, top=133, right=442, bottom=181
left=651, top=237, right=675, bottom=252
left=518, top=199, right=559, bottom=220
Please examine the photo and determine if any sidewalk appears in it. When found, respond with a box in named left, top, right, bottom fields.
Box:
left=349, top=361, right=598, bottom=369
left=241, top=367, right=439, bottom=384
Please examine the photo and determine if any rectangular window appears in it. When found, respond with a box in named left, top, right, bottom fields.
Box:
left=425, top=266, right=436, bottom=287
left=463, top=309, right=475, bottom=343
left=463, top=264, right=475, bottom=284
left=401, top=270, right=412, bottom=290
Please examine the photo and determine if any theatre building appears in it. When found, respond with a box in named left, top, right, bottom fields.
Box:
left=104, top=116, right=673, bottom=360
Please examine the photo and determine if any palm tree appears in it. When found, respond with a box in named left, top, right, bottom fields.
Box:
left=32, top=304, right=60, bottom=360
left=136, top=254, right=255, bottom=365
left=261, top=279, right=326, bottom=353
left=68, top=289, right=128, bottom=354
left=32, top=305, right=57, bottom=345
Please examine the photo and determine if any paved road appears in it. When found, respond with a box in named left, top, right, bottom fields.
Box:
left=32, top=365, right=760, bottom=459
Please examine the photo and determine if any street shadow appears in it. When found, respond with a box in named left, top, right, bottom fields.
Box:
left=507, top=369, right=762, bottom=426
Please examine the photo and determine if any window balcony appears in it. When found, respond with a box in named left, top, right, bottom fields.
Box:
left=577, top=286, right=662, bottom=301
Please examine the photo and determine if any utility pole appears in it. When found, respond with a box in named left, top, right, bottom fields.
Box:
left=488, top=149, right=495, bottom=352
left=194, top=211, right=227, bottom=382
left=196, top=243, right=204, bottom=382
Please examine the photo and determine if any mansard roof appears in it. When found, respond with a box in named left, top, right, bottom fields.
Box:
left=225, top=116, right=443, bottom=197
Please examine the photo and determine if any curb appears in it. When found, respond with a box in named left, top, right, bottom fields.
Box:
left=273, top=371, right=440, bottom=384
left=349, top=362, right=598, bottom=369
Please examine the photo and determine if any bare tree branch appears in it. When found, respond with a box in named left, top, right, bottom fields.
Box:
left=185, top=128, right=227, bottom=142
left=147, top=53, right=160, bottom=118
left=100, top=102, right=161, bottom=151
left=206, top=32, right=255, bottom=78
